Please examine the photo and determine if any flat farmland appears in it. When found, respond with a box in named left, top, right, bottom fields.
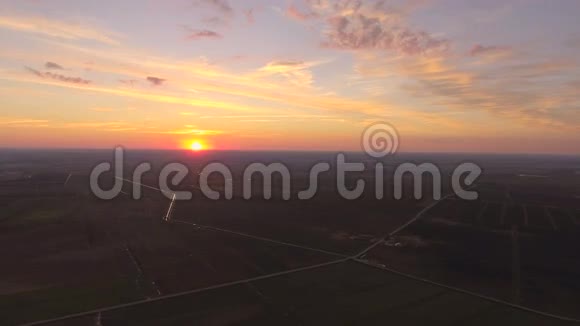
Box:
left=37, top=261, right=573, bottom=326
left=365, top=187, right=580, bottom=320
left=2, top=150, right=580, bottom=325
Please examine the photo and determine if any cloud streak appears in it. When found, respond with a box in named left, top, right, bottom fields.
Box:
left=45, top=61, right=64, bottom=70
left=469, top=44, right=513, bottom=62
left=257, top=59, right=329, bottom=87
left=195, top=0, right=233, bottom=16
left=286, top=4, right=320, bottom=21
left=146, top=76, right=166, bottom=86
left=0, top=118, right=50, bottom=127
left=25, top=66, right=91, bottom=85
left=185, top=28, right=223, bottom=40
left=0, top=14, right=120, bottom=45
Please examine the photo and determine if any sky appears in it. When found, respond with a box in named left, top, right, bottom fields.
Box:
left=0, top=0, right=579, bottom=153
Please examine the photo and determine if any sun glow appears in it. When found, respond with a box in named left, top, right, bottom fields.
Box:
left=190, top=141, right=204, bottom=151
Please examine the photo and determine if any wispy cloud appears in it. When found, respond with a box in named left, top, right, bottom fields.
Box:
left=25, top=66, right=91, bottom=85
left=0, top=118, right=50, bottom=127
left=119, top=79, right=138, bottom=86
left=198, top=114, right=339, bottom=119
left=195, top=0, right=234, bottom=16
left=257, top=59, right=328, bottom=87
left=63, top=121, right=127, bottom=128
left=469, top=44, right=513, bottom=62
left=44, top=61, right=64, bottom=70
left=184, top=28, right=223, bottom=40
left=260, top=60, right=309, bottom=71
left=90, top=107, right=115, bottom=112
left=496, top=60, right=575, bottom=79
left=61, top=121, right=139, bottom=132
left=0, top=14, right=120, bottom=45
left=244, top=8, right=255, bottom=24
left=1, top=39, right=409, bottom=119
left=202, top=16, right=228, bottom=27
left=146, top=76, right=166, bottom=86
left=396, top=56, right=580, bottom=130
left=286, top=4, right=319, bottom=21
left=193, top=0, right=235, bottom=26
left=155, top=128, right=223, bottom=135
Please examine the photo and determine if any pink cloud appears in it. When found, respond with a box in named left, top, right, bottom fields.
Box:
left=185, top=28, right=223, bottom=40
left=245, top=8, right=255, bottom=24
left=322, top=15, right=449, bottom=56
left=287, top=0, right=449, bottom=56
left=286, top=4, right=319, bottom=21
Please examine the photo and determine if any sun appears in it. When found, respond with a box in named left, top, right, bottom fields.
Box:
left=190, top=141, right=204, bottom=151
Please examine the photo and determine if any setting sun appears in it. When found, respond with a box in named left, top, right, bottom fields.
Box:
left=190, top=141, right=204, bottom=151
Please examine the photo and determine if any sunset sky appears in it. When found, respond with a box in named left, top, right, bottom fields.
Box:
left=1, top=0, right=579, bottom=153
